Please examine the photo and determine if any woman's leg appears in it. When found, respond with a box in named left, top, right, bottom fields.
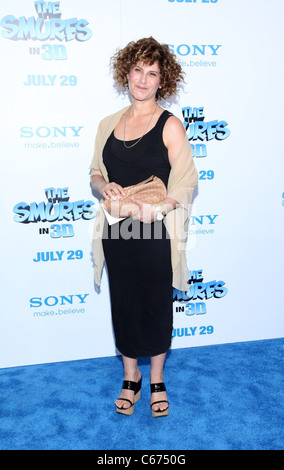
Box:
left=150, top=352, right=168, bottom=412
left=115, top=355, right=141, bottom=409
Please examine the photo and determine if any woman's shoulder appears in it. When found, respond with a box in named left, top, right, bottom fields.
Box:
left=99, top=106, right=130, bottom=129
left=163, top=110, right=186, bottom=140
left=96, top=106, right=131, bottom=143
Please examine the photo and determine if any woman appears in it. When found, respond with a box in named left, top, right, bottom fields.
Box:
left=90, top=37, right=198, bottom=417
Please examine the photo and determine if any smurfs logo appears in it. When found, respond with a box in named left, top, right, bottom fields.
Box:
left=173, top=269, right=228, bottom=316
left=0, top=1, right=92, bottom=60
left=182, top=106, right=231, bottom=158
left=13, top=187, right=97, bottom=238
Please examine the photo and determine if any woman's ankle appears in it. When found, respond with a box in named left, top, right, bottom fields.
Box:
left=124, top=368, right=141, bottom=383
left=150, top=374, right=164, bottom=384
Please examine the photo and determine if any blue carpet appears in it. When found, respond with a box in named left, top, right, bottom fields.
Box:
left=0, top=338, right=283, bottom=450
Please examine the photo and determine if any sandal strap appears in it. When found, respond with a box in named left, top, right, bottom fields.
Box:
left=117, top=398, right=133, bottom=409
left=151, top=382, right=166, bottom=393
left=122, top=380, right=137, bottom=392
left=150, top=400, right=169, bottom=409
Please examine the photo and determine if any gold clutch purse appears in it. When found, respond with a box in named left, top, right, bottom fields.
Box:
left=103, top=175, right=167, bottom=218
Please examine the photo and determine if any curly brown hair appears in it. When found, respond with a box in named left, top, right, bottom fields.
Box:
left=111, top=37, right=184, bottom=101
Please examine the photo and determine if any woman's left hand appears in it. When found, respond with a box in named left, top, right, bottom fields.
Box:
left=130, top=197, right=156, bottom=224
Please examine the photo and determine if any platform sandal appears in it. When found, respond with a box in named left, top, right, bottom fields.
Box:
left=116, top=376, right=142, bottom=416
left=150, top=382, right=169, bottom=418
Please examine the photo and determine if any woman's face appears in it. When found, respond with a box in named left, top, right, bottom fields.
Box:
left=127, top=61, right=161, bottom=103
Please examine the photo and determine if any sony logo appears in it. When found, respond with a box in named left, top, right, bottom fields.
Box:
left=30, top=294, right=89, bottom=308
left=20, top=126, right=83, bottom=138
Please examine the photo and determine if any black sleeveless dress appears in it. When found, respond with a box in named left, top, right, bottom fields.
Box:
left=102, top=110, right=173, bottom=358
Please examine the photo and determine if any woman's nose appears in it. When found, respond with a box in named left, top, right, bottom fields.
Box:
left=140, top=72, right=147, bottom=84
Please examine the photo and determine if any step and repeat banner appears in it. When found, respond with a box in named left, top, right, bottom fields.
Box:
left=0, top=0, right=283, bottom=368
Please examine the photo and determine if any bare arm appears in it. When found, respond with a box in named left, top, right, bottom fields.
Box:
left=163, top=115, right=187, bottom=211
left=131, top=115, right=186, bottom=223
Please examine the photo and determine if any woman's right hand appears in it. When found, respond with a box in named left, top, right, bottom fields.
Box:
left=102, top=182, right=126, bottom=200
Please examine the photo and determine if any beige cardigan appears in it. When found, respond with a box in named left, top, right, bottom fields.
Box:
left=90, top=106, right=198, bottom=291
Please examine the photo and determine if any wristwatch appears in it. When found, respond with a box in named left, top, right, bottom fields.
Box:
left=154, top=202, right=168, bottom=221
